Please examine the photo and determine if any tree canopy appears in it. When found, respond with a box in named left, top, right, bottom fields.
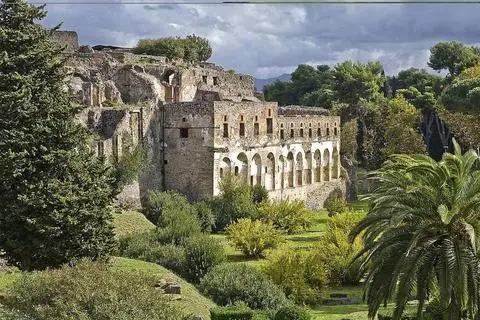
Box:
left=133, top=34, right=212, bottom=62
left=428, top=41, right=480, bottom=79
left=0, top=0, right=116, bottom=270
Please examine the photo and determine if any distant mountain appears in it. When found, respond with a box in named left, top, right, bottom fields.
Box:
left=255, top=73, right=291, bottom=92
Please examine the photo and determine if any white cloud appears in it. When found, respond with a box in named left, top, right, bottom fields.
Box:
left=42, top=3, right=480, bottom=79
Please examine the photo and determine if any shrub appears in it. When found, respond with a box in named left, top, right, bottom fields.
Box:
left=133, top=35, right=212, bottom=62
left=200, top=263, right=288, bottom=312
left=118, top=232, right=185, bottom=273
left=194, top=201, right=216, bottom=232
left=226, top=219, right=284, bottom=257
left=251, top=184, right=269, bottom=204
left=1, top=260, right=179, bottom=320
left=183, top=234, right=226, bottom=283
left=316, top=211, right=366, bottom=285
left=208, top=174, right=257, bottom=231
left=274, top=305, right=312, bottom=320
left=263, top=247, right=328, bottom=305
left=111, top=135, right=146, bottom=192
left=210, top=303, right=254, bottom=320
left=255, top=200, right=313, bottom=234
left=377, top=310, right=417, bottom=320
left=144, top=190, right=201, bottom=244
left=324, top=188, right=347, bottom=217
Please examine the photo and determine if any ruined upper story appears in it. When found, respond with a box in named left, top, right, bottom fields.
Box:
left=54, top=31, right=257, bottom=108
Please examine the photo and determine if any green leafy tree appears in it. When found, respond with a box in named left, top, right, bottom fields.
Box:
left=0, top=0, right=116, bottom=270
left=134, top=37, right=185, bottom=60
left=332, top=60, right=385, bottom=105
left=382, top=96, right=426, bottom=156
left=428, top=41, right=480, bottom=78
left=350, top=141, right=480, bottom=320
left=133, top=34, right=212, bottom=62
left=263, top=64, right=334, bottom=107
left=183, top=34, right=212, bottom=62
left=388, top=68, right=443, bottom=97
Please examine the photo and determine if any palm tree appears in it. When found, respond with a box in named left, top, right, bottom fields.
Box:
left=350, top=140, right=480, bottom=320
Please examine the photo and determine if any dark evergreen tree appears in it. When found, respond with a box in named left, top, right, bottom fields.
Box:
left=0, top=0, right=116, bottom=270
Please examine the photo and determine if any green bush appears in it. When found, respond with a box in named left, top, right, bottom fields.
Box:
left=208, top=174, right=257, bottom=231
left=194, top=201, right=216, bottom=232
left=263, top=247, right=328, bottom=305
left=377, top=310, right=417, bottom=320
left=133, top=35, right=212, bottom=62
left=255, top=200, right=313, bottom=234
left=274, top=305, right=312, bottom=320
left=1, top=260, right=179, bottom=320
left=111, top=135, right=146, bottom=192
left=183, top=234, right=226, bottom=283
left=118, top=232, right=185, bottom=273
left=251, top=184, right=269, bottom=204
left=324, top=188, right=348, bottom=217
left=200, top=263, right=288, bottom=312
left=316, top=211, right=366, bottom=286
left=226, top=218, right=284, bottom=257
left=144, top=190, right=201, bottom=244
left=210, top=303, right=254, bottom=320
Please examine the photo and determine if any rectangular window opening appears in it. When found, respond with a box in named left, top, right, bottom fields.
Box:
left=223, top=123, right=229, bottom=138
left=213, top=76, right=219, bottom=85
left=300, top=129, right=304, bottom=138
left=309, top=128, right=312, bottom=138
left=290, top=129, right=294, bottom=138
left=240, top=123, right=245, bottom=137
left=266, top=118, right=273, bottom=134
left=280, top=129, right=284, bottom=140
left=202, top=76, right=208, bottom=83
left=254, top=123, right=259, bottom=136
left=180, top=128, right=189, bottom=138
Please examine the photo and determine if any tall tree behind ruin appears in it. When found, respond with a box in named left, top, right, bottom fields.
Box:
left=0, top=0, right=116, bottom=270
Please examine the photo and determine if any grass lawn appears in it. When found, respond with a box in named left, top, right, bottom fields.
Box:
left=112, top=210, right=155, bottom=238
left=111, top=257, right=217, bottom=318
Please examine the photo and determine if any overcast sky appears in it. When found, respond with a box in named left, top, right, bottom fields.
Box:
left=41, top=1, right=480, bottom=79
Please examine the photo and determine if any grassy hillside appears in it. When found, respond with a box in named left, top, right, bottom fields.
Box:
left=112, top=210, right=155, bottom=238
left=111, top=257, right=217, bottom=318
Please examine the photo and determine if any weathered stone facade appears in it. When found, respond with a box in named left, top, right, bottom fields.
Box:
left=58, top=31, right=344, bottom=208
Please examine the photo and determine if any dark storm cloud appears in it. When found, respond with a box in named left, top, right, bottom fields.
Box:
left=41, top=2, right=480, bottom=78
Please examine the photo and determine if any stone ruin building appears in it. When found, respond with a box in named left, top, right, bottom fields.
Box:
left=55, top=31, right=344, bottom=208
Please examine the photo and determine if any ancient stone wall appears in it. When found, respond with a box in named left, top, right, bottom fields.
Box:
left=52, top=30, right=79, bottom=52
left=162, top=102, right=215, bottom=201
left=180, top=67, right=255, bottom=102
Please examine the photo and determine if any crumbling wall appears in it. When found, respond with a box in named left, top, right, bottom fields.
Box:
left=52, top=30, right=79, bottom=52
left=180, top=67, right=255, bottom=102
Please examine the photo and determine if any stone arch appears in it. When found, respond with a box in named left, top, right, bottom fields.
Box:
left=278, top=155, right=285, bottom=189
left=287, top=152, right=294, bottom=188
left=323, top=149, right=331, bottom=182
left=219, top=157, right=232, bottom=179
left=265, top=153, right=276, bottom=190
left=314, top=150, right=322, bottom=182
left=236, top=153, right=248, bottom=184
left=251, top=153, right=262, bottom=186
left=305, top=151, right=312, bottom=184
left=332, top=147, right=339, bottom=179
left=296, top=152, right=304, bottom=186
